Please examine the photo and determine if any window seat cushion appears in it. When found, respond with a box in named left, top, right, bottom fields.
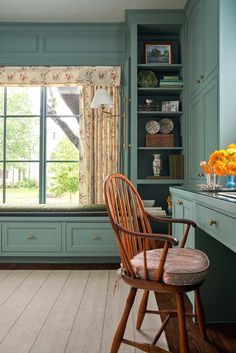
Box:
left=0, top=203, right=107, bottom=216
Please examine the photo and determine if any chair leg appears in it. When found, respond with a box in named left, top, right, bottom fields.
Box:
left=176, top=292, right=189, bottom=353
left=136, top=290, right=149, bottom=330
left=110, top=287, right=137, bottom=353
left=195, top=288, right=207, bottom=340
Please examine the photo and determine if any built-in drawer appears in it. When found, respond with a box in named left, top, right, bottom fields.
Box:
left=66, top=223, right=118, bottom=255
left=196, top=204, right=236, bottom=252
left=2, top=222, right=62, bottom=252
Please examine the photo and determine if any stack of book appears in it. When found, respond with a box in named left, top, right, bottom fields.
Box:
left=169, top=154, right=184, bottom=179
left=160, top=76, right=183, bottom=88
left=144, top=207, right=167, bottom=216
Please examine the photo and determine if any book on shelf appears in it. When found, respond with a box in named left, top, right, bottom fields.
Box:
left=160, top=79, right=183, bottom=83
left=169, top=154, right=184, bottom=179
left=163, top=75, right=180, bottom=80
left=144, top=207, right=167, bottom=216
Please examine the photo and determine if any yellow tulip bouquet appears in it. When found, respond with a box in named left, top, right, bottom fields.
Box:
left=200, top=144, right=236, bottom=176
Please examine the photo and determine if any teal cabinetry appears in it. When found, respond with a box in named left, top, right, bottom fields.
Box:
left=0, top=216, right=119, bottom=262
left=66, top=223, right=118, bottom=256
left=188, top=0, right=218, bottom=98
left=171, top=186, right=236, bottom=322
left=2, top=222, right=62, bottom=252
left=187, top=0, right=236, bottom=185
left=188, top=76, right=218, bottom=182
left=172, top=194, right=194, bottom=248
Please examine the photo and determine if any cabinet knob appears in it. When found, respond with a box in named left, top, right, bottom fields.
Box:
left=208, top=219, right=217, bottom=226
left=196, top=173, right=204, bottom=177
left=195, top=79, right=201, bottom=84
left=27, top=235, right=34, bottom=240
left=200, top=74, right=205, bottom=79
left=176, top=200, right=183, bottom=206
left=93, top=235, right=102, bottom=241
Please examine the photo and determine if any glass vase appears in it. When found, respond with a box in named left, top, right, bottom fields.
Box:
left=225, top=175, right=235, bottom=188
left=206, top=173, right=218, bottom=189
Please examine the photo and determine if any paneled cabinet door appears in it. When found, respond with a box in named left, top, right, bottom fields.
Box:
left=188, top=0, right=218, bottom=96
left=188, top=0, right=203, bottom=96
left=189, top=76, right=218, bottom=182
left=203, top=0, right=218, bottom=82
left=189, top=93, right=204, bottom=181
left=172, top=195, right=184, bottom=242
left=203, top=76, right=218, bottom=159
left=172, top=195, right=194, bottom=248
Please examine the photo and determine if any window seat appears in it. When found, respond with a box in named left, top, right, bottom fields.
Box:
left=0, top=203, right=107, bottom=217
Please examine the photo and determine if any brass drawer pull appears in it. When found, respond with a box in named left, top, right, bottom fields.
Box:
left=176, top=200, right=183, bottom=206
left=208, top=219, right=217, bottom=226
left=27, top=235, right=34, bottom=240
left=196, top=172, right=204, bottom=177
left=93, top=235, right=102, bottom=241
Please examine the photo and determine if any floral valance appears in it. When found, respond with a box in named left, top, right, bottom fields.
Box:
left=0, top=66, right=121, bottom=87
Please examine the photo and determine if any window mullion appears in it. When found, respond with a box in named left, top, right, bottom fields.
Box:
left=39, top=88, right=46, bottom=204
left=2, top=88, right=7, bottom=203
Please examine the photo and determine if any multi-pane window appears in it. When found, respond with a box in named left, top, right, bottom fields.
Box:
left=0, top=86, right=80, bottom=205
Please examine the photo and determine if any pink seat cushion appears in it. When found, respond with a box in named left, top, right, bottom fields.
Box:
left=130, top=248, right=209, bottom=286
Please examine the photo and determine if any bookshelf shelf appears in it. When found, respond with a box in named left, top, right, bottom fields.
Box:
left=138, top=87, right=183, bottom=95
left=138, top=111, right=183, bottom=116
left=138, top=147, right=183, bottom=150
left=137, top=179, right=184, bottom=185
left=138, top=64, right=183, bottom=72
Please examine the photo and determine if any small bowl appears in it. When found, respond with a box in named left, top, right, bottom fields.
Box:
left=142, top=200, right=155, bottom=207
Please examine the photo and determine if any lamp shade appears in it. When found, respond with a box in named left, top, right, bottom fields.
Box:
left=90, top=89, right=114, bottom=109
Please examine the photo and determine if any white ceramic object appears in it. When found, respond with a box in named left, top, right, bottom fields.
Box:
left=142, top=200, right=155, bottom=207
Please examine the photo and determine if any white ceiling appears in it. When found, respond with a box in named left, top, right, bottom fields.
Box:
left=0, top=0, right=186, bottom=22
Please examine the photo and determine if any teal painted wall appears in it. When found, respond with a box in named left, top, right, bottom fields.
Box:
left=219, top=0, right=236, bottom=148
left=0, top=23, right=128, bottom=66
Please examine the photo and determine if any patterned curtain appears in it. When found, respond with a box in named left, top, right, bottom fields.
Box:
left=79, top=86, right=120, bottom=205
left=0, top=66, right=120, bottom=87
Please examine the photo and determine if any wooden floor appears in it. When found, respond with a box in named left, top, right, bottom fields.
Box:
left=0, top=269, right=168, bottom=353
left=156, top=292, right=236, bottom=353
left=0, top=266, right=235, bottom=353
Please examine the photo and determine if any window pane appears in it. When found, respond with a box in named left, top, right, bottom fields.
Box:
left=6, top=87, right=40, bottom=115
left=6, top=117, right=39, bottom=160
left=46, top=162, right=79, bottom=206
left=46, top=117, right=79, bottom=161
left=0, top=88, right=4, bottom=115
left=46, top=87, right=80, bottom=116
left=5, top=162, right=39, bottom=203
left=0, top=118, right=3, bottom=160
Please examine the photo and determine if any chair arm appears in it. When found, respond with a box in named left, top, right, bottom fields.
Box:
left=114, top=223, right=179, bottom=246
left=146, top=211, right=196, bottom=228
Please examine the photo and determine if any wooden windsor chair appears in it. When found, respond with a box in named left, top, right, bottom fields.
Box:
left=104, top=173, right=209, bottom=353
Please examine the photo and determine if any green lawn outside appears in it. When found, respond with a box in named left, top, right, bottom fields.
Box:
left=2, top=188, right=80, bottom=205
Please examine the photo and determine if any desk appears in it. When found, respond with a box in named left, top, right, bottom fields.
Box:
left=170, top=186, right=236, bottom=323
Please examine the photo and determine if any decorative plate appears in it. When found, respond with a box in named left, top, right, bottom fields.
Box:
left=145, top=120, right=160, bottom=134
left=159, top=118, right=174, bottom=134
left=138, top=70, right=158, bottom=88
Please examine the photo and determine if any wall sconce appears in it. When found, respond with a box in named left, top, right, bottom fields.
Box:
left=90, top=89, right=129, bottom=150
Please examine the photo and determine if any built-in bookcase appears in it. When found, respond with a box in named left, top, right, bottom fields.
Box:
left=128, top=13, right=186, bottom=217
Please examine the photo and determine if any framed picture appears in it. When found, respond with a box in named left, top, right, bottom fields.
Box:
left=145, top=42, right=173, bottom=64
left=162, top=100, right=179, bottom=112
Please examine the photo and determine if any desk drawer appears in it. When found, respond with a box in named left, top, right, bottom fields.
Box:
left=196, top=204, right=236, bottom=251
left=2, top=222, right=62, bottom=252
left=66, top=223, right=118, bottom=255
